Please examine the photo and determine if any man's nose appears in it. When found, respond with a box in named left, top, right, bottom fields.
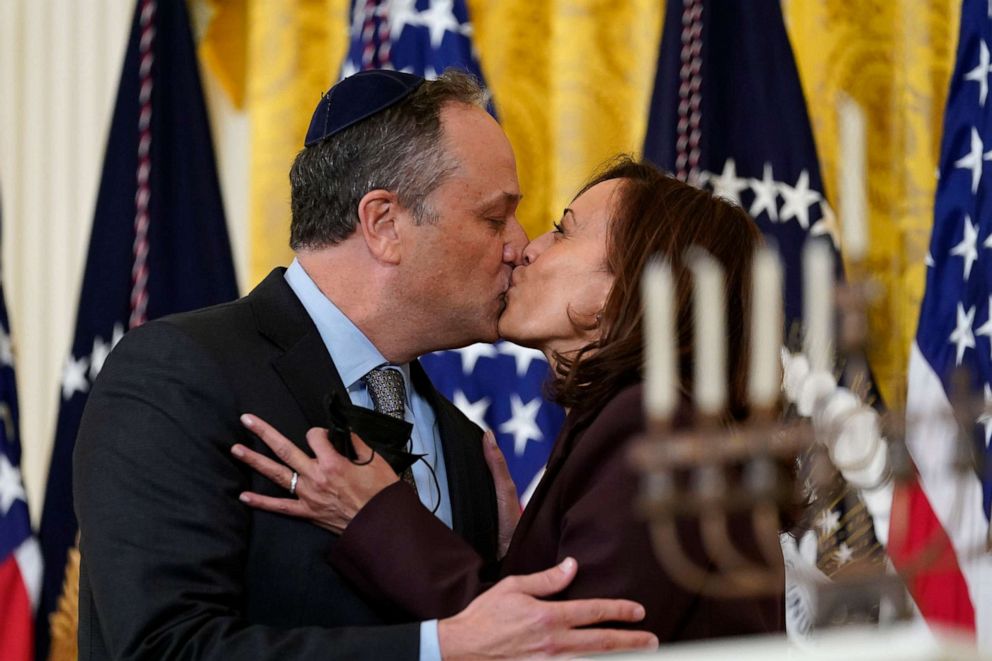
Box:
left=502, top=216, right=529, bottom=266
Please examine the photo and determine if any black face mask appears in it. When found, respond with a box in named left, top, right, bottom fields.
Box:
left=325, top=392, right=421, bottom=474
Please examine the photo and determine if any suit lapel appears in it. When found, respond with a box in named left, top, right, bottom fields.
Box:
left=272, top=332, right=350, bottom=429
left=248, top=269, right=350, bottom=430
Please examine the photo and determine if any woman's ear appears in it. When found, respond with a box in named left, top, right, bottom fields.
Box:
left=357, top=189, right=402, bottom=264
left=583, top=274, right=615, bottom=332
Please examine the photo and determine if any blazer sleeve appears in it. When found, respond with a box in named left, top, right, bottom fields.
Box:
left=73, top=321, right=419, bottom=660
left=329, top=481, right=495, bottom=620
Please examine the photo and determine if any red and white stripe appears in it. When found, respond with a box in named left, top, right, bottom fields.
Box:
left=892, top=342, right=992, bottom=645
left=130, top=0, right=156, bottom=330
left=675, top=0, right=703, bottom=184
left=0, top=533, right=41, bottom=661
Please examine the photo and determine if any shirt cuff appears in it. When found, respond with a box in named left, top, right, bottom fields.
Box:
left=419, top=619, right=441, bottom=661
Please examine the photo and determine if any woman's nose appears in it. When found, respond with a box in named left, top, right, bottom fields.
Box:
left=522, top=232, right=553, bottom=265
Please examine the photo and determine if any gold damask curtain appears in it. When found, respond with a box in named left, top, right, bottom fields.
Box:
left=199, top=0, right=960, bottom=407
left=468, top=1, right=666, bottom=242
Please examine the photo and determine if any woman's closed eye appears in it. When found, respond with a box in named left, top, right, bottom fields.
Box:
left=554, top=208, right=577, bottom=239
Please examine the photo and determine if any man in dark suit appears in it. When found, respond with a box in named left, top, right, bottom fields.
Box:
left=73, top=70, right=655, bottom=660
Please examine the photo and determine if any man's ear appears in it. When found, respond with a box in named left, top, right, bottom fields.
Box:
left=357, top=189, right=402, bottom=264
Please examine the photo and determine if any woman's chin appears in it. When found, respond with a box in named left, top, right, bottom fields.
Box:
left=496, top=318, right=544, bottom=351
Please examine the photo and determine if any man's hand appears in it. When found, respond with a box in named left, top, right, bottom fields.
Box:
left=438, top=557, right=658, bottom=660
left=482, top=430, right=521, bottom=559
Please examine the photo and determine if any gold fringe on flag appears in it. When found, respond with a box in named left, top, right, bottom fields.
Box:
left=47, top=544, right=80, bottom=661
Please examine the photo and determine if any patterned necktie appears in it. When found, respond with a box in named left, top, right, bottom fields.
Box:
left=365, top=366, right=418, bottom=492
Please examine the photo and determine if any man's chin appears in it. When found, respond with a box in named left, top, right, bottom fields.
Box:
left=469, top=314, right=500, bottom=346
left=477, top=326, right=500, bottom=345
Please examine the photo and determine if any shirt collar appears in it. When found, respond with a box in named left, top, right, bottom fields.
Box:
left=284, top=259, right=412, bottom=396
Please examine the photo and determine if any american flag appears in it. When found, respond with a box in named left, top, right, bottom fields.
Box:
left=342, top=0, right=564, bottom=502
left=900, top=0, right=992, bottom=643
left=34, top=1, right=239, bottom=656
left=0, top=196, right=40, bottom=661
left=421, top=344, right=564, bottom=503
left=341, top=0, right=486, bottom=83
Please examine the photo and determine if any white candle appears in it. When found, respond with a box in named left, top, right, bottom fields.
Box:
left=690, top=249, right=726, bottom=416
left=838, top=95, right=868, bottom=262
left=748, top=246, right=783, bottom=409
left=642, top=258, right=677, bottom=421
left=803, top=239, right=835, bottom=374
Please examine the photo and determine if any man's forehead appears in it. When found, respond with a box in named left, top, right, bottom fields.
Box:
left=437, top=106, right=521, bottom=207
left=440, top=103, right=513, bottom=153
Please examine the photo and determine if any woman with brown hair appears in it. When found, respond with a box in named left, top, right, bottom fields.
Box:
left=233, top=156, right=785, bottom=643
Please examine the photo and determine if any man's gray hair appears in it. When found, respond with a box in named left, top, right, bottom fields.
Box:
left=289, top=70, right=489, bottom=249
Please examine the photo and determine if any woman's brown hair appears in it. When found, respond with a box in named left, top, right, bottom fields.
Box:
left=550, top=156, right=762, bottom=421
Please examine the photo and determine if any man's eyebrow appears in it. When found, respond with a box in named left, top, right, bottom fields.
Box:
left=475, top=191, right=523, bottom=213
left=562, top=208, right=578, bottom=224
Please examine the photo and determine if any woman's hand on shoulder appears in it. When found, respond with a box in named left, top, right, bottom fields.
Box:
left=230, top=414, right=398, bottom=534
left=482, top=430, right=521, bottom=558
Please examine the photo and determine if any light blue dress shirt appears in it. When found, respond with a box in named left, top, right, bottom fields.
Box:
left=285, top=259, right=448, bottom=661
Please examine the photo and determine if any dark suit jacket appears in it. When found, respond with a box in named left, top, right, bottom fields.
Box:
left=331, top=383, right=785, bottom=642
left=73, top=268, right=498, bottom=660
